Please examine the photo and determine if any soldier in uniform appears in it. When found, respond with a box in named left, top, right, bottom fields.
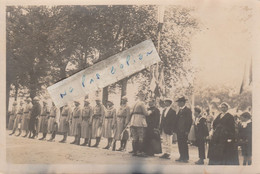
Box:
left=70, top=101, right=82, bottom=145
left=129, top=93, right=149, bottom=157
left=80, top=99, right=93, bottom=146
left=28, top=97, right=41, bottom=139
left=113, top=96, right=130, bottom=151
left=102, top=101, right=116, bottom=150
left=91, top=98, right=106, bottom=148
left=22, top=98, right=32, bottom=137
left=47, top=102, right=58, bottom=142
left=59, top=104, right=71, bottom=143
left=38, top=101, right=49, bottom=140
left=12, top=101, right=24, bottom=136
left=8, top=101, right=18, bottom=134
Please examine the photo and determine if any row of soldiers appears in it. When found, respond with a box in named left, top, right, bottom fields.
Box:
left=8, top=96, right=131, bottom=151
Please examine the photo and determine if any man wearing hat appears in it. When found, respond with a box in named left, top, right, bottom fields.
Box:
left=59, top=104, right=71, bottom=143
left=38, top=101, right=49, bottom=140
left=28, top=97, right=41, bottom=139
left=80, top=99, right=93, bottom=146
left=47, top=102, right=58, bottom=142
left=91, top=98, right=106, bottom=147
left=159, top=98, right=177, bottom=159
left=8, top=101, right=18, bottom=133
left=175, top=96, right=192, bottom=163
left=22, top=98, right=32, bottom=137
left=11, top=101, right=24, bottom=136
left=70, top=101, right=82, bottom=145
left=102, top=100, right=116, bottom=150
left=129, top=92, right=149, bottom=157
left=113, top=96, right=131, bottom=151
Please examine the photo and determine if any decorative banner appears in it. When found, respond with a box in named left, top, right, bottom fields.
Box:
left=47, top=39, right=161, bottom=107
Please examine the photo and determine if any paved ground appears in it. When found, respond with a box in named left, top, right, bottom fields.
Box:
left=6, top=130, right=243, bottom=165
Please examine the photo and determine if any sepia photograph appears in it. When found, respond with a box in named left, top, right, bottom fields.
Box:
left=1, top=1, right=260, bottom=173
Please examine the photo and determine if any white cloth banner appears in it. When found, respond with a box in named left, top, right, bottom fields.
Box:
left=47, top=39, right=161, bottom=107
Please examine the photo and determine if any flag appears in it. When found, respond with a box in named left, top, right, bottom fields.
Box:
left=239, top=58, right=252, bottom=94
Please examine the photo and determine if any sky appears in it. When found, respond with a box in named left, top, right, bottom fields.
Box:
left=190, top=2, right=254, bottom=91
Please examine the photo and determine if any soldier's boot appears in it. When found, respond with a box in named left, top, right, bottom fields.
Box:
left=81, top=138, right=88, bottom=146
left=103, top=139, right=110, bottom=149
left=16, top=129, right=21, bottom=136
left=70, top=136, right=77, bottom=144
left=23, top=131, right=29, bottom=138
left=112, top=140, right=116, bottom=151
left=9, top=129, right=15, bottom=136
left=31, top=130, right=36, bottom=139
left=39, top=133, right=47, bottom=140
left=91, top=137, right=99, bottom=147
left=107, top=138, right=113, bottom=149
left=132, top=141, right=138, bottom=156
left=129, top=141, right=135, bottom=154
left=59, top=133, right=67, bottom=143
left=88, top=139, right=92, bottom=147
left=122, top=140, right=127, bottom=151
left=75, top=136, right=80, bottom=145
left=116, top=140, right=123, bottom=151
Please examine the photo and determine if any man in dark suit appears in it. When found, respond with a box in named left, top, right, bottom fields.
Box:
left=194, top=107, right=209, bottom=165
left=175, top=97, right=192, bottom=163
left=159, top=98, right=177, bottom=159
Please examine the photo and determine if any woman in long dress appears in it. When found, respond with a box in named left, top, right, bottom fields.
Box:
left=144, top=99, right=161, bottom=156
left=208, top=102, right=239, bottom=165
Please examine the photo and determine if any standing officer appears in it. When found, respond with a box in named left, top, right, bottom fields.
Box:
left=80, top=99, right=93, bottom=146
left=70, top=101, right=82, bottom=145
left=29, top=97, right=41, bottom=139
left=47, top=102, right=58, bottom=142
left=8, top=101, right=18, bottom=131
left=38, top=101, right=49, bottom=140
left=103, top=101, right=116, bottom=150
left=113, top=96, right=131, bottom=151
left=22, top=98, right=32, bottom=137
left=175, top=96, right=192, bottom=163
left=91, top=98, right=106, bottom=148
left=59, top=104, right=71, bottom=143
left=129, top=93, right=149, bottom=157
left=10, top=101, right=22, bottom=136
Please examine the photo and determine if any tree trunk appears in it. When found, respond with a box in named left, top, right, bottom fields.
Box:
left=102, top=86, right=108, bottom=106
left=6, top=81, right=11, bottom=128
left=14, top=83, right=19, bottom=101
left=120, top=78, right=128, bottom=98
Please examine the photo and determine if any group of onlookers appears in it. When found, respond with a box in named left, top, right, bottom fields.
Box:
left=7, top=95, right=252, bottom=165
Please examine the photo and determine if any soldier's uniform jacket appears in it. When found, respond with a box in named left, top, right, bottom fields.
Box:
left=82, top=106, right=93, bottom=122
left=130, top=101, right=149, bottom=127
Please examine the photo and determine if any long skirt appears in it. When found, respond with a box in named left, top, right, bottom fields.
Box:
left=8, top=115, right=16, bottom=130
left=21, top=113, right=30, bottom=131
left=81, top=119, right=92, bottom=138
left=144, top=128, right=162, bottom=155
left=208, top=141, right=239, bottom=165
left=13, top=114, right=22, bottom=130
left=70, top=117, right=81, bottom=136
left=48, top=117, right=56, bottom=132
left=37, top=116, right=48, bottom=133
left=59, top=116, right=69, bottom=133
left=114, top=117, right=126, bottom=140
left=102, top=118, right=114, bottom=138
left=188, top=124, right=196, bottom=142
left=92, top=118, right=102, bottom=138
